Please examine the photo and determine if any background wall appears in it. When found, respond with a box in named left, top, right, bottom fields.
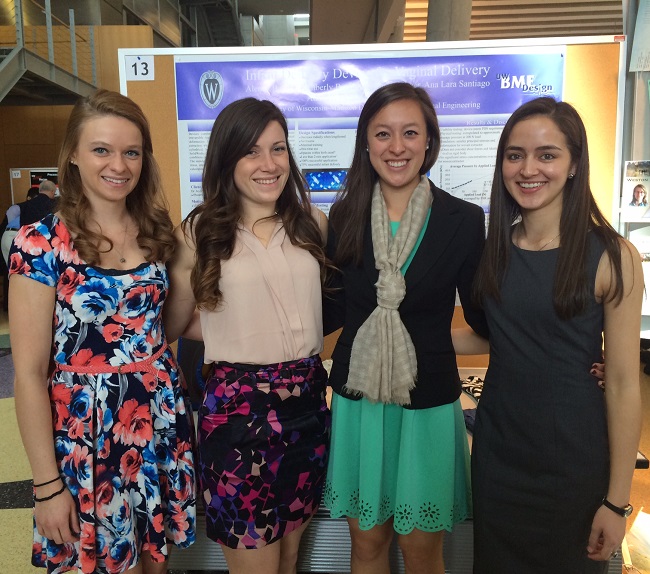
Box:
left=0, top=25, right=155, bottom=219
left=0, top=105, right=71, bottom=214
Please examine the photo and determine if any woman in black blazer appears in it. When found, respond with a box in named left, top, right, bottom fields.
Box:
left=323, top=82, right=488, bottom=574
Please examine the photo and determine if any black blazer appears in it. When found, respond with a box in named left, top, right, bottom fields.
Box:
left=324, top=181, right=488, bottom=410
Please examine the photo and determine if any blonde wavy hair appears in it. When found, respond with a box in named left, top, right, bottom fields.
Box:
left=57, top=89, right=174, bottom=264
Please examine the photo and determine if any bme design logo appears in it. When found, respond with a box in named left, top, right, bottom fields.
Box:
left=200, top=71, right=224, bottom=108
left=496, top=73, right=554, bottom=95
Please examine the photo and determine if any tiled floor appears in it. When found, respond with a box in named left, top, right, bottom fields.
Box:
left=0, top=308, right=41, bottom=573
left=0, top=306, right=648, bottom=573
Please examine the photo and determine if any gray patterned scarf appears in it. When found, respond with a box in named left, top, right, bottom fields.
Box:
left=344, top=176, right=432, bottom=405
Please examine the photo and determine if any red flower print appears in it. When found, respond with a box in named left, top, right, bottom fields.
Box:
left=152, top=512, right=164, bottom=534
left=98, top=434, right=111, bottom=459
left=114, top=285, right=160, bottom=332
left=120, top=448, right=142, bottom=482
left=78, top=488, right=94, bottom=514
left=67, top=445, right=93, bottom=489
left=68, top=415, right=86, bottom=440
left=104, top=537, right=134, bottom=573
left=102, top=324, right=124, bottom=343
left=168, top=510, right=189, bottom=544
left=113, top=399, right=153, bottom=447
left=143, top=540, right=166, bottom=561
left=95, top=476, right=116, bottom=517
left=8, top=252, right=30, bottom=276
left=69, top=348, right=108, bottom=368
left=50, top=383, right=72, bottom=427
left=141, top=371, right=159, bottom=392
left=14, top=226, right=50, bottom=255
left=58, top=268, right=85, bottom=303
left=80, top=538, right=96, bottom=572
left=32, top=541, right=46, bottom=568
left=141, top=369, right=170, bottom=392
left=115, top=312, right=146, bottom=332
left=51, top=220, right=81, bottom=264
left=48, top=541, right=75, bottom=565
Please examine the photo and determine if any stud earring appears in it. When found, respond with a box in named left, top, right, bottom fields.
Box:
left=568, top=173, right=574, bottom=179
left=70, top=160, right=75, bottom=165
left=365, top=147, right=369, bottom=152
left=426, top=144, right=430, bottom=150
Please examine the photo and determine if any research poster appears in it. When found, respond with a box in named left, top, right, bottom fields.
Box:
left=173, top=46, right=565, bottom=219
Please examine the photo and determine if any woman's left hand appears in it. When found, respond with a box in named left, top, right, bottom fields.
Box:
left=586, top=505, right=626, bottom=561
left=591, top=362, right=605, bottom=389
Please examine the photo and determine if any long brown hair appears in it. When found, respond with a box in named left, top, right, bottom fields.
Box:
left=183, top=97, right=327, bottom=310
left=329, top=82, right=441, bottom=266
left=474, top=97, right=625, bottom=319
left=58, top=89, right=174, bottom=264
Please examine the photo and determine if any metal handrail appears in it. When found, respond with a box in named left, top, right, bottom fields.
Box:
left=2, top=0, right=97, bottom=86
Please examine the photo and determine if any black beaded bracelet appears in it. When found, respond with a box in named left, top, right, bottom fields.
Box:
left=33, top=484, right=66, bottom=503
left=33, top=476, right=62, bottom=488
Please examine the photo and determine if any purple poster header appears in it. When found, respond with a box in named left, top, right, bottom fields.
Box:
left=175, top=52, right=564, bottom=124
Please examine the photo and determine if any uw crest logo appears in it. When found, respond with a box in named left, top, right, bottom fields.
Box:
left=200, top=71, right=224, bottom=108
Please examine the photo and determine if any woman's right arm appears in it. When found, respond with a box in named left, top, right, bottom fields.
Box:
left=10, top=274, right=80, bottom=544
left=451, top=326, right=489, bottom=355
left=163, top=224, right=199, bottom=344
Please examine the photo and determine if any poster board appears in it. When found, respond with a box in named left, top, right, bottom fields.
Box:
left=118, top=36, right=626, bottom=227
left=9, top=168, right=58, bottom=204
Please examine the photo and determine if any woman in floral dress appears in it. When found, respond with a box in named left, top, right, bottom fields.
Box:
left=9, top=90, right=196, bottom=574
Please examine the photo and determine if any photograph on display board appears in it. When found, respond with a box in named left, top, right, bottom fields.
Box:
left=620, top=160, right=650, bottom=223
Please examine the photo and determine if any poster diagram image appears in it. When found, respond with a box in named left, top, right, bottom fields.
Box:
left=304, top=169, right=348, bottom=191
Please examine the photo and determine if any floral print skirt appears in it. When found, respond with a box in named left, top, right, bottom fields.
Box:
left=198, top=354, right=330, bottom=549
left=33, top=346, right=197, bottom=574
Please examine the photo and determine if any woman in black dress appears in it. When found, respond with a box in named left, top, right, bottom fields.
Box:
left=456, top=97, right=642, bottom=573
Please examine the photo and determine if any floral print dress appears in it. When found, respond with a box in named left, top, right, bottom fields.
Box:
left=9, top=214, right=196, bottom=574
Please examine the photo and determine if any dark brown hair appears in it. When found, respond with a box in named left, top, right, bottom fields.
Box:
left=329, top=82, right=441, bottom=266
left=183, top=97, right=327, bottom=310
left=474, top=97, right=625, bottom=319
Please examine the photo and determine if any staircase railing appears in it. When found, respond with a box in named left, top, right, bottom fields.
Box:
left=0, top=0, right=97, bottom=86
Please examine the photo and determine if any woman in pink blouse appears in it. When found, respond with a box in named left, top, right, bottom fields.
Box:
left=164, top=98, right=331, bottom=574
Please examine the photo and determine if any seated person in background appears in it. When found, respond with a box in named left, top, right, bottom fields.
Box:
left=19, top=179, right=57, bottom=226
left=1, top=187, right=39, bottom=265
left=0, top=186, right=40, bottom=310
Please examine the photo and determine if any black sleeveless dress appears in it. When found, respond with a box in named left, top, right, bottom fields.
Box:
left=472, top=235, right=609, bottom=573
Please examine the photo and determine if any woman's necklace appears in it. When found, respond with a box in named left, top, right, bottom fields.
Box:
left=535, top=233, right=560, bottom=251
left=517, top=227, right=560, bottom=251
left=112, top=223, right=129, bottom=264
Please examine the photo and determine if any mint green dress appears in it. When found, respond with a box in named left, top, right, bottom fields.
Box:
left=323, top=212, right=471, bottom=533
